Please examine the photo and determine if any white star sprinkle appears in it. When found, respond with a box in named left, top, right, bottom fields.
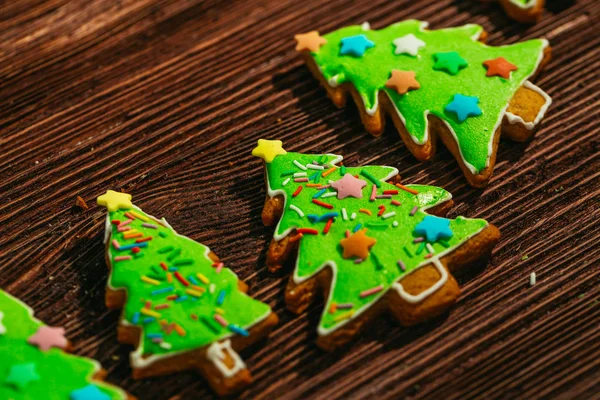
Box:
left=392, top=34, right=426, bottom=56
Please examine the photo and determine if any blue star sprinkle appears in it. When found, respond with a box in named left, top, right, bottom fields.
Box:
left=339, top=35, right=375, bottom=57
left=70, top=384, right=111, bottom=400
left=414, top=215, right=453, bottom=242
left=445, top=94, right=482, bottom=122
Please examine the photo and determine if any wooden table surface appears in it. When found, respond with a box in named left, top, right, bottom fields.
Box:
left=1, top=0, right=599, bottom=398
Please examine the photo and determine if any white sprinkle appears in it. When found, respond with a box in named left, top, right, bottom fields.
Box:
left=328, top=180, right=335, bottom=185
left=530, top=272, right=536, bottom=286
left=293, top=160, right=307, bottom=170
left=307, top=164, right=325, bottom=170
left=293, top=172, right=307, bottom=177
left=392, top=221, right=399, bottom=227
left=282, top=177, right=291, bottom=186
left=160, top=342, right=172, bottom=350
left=289, top=205, right=305, bottom=218
left=342, top=208, right=348, bottom=221
left=321, top=192, right=337, bottom=198
left=351, top=212, right=357, bottom=220
left=210, top=284, right=216, bottom=294
left=382, top=212, right=396, bottom=219
left=361, top=21, right=371, bottom=31
left=426, top=243, right=435, bottom=254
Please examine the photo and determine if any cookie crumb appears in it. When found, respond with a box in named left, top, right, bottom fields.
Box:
left=521, top=254, right=529, bottom=261
left=75, top=196, right=89, bottom=211
left=529, top=272, right=536, bottom=286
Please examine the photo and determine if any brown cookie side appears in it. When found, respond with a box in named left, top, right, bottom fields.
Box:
left=498, top=0, right=545, bottom=23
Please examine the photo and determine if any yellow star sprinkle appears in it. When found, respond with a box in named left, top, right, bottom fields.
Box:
left=97, top=190, right=133, bottom=212
left=252, top=139, right=287, bottom=163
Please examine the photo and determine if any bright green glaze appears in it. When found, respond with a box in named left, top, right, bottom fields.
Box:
left=312, top=20, right=546, bottom=173
left=0, top=290, right=126, bottom=399
left=265, top=151, right=488, bottom=333
left=105, top=206, right=271, bottom=357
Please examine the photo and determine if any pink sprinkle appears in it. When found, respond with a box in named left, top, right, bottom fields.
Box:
left=375, top=195, right=392, bottom=199
left=345, top=230, right=351, bottom=238
left=215, top=264, right=223, bottom=274
left=391, top=200, right=401, bottom=206
left=413, top=237, right=425, bottom=243
left=370, top=185, right=377, bottom=201
left=294, top=178, right=309, bottom=182
left=119, top=219, right=133, bottom=227
left=112, top=240, right=121, bottom=249
left=152, top=338, right=163, bottom=343
left=354, top=258, right=363, bottom=264
left=117, top=226, right=131, bottom=232
left=360, top=285, right=384, bottom=298
left=214, top=314, right=229, bottom=327
left=142, top=223, right=158, bottom=229
left=397, top=260, right=406, bottom=271
left=337, top=303, right=353, bottom=309
left=317, top=185, right=331, bottom=189
left=410, top=206, right=418, bottom=216
left=114, top=256, right=132, bottom=262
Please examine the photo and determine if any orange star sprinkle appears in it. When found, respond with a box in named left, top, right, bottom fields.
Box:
left=483, top=57, right=518, bottom=79
left=385, top=70, right=420, bottom=95
left=294, top=31, right=327, bottom=52
left=340, top=229, right=376, bottom=260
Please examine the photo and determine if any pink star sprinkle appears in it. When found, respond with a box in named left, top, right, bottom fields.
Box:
left=27, top=325, right=67, bottom=351
left=330, top=174, right=367, bottom=199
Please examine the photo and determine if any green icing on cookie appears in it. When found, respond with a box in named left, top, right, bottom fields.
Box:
left=98, top=193, right=271, bottom=360
left=310, top=20, right=547, bottom=173
left=0, top=290, right=126, bottom=399
left=255, top=143, right=488, bottom=334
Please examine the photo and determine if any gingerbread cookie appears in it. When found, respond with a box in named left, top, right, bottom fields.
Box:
left=294, top=20, right=552, bottom=187
left=0, top=289, right=130, bottom=399
left=253, top=140, right=500, bottom=350
left=486, top=0, right=545, bottom=23
left=97, top=190, right=278, bottom=396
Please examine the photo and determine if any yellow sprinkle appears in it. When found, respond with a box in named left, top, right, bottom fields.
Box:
left=333, top=310, right=354, bottom=322
left=186, top=289, right=203, bottom=298
left=141, top=276, right=160, bottom=285
left=215, top=308, right=225, bottom=315
left=130, top=211, right=150, bottom=222
left=196, top=273, right=210, bottom=284
left=123, top=233, right=143, bottom=239
left=191, top=285, right=206, bottom=292
left=124, top=229, right=139, bottom=235
left=140, top=308, right=161, bottom=318
left=322, top=167, right=337, bottom=177
left=167, top=272, right=173, bottom=283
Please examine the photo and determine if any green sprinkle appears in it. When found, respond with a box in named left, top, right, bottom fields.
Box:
left=280, top=170, right=296, bottom=177
left=201, top=316, right=220, bottom=333
left=167, top=249, right=182, bottom=261
left=147, top=274, right=164, bottom=281
left=151, top=265, right=163, bottom=275
left=314, top=173, right=320, bottom=184
left=340, top=166, right=346, bottom=175
left=361, top=170, right=381, bottom=187
left=403, top=246, right=413, bottom=258
left=158, top=246, right=174, bottom=254
left=174, top=259, right=194, bottom=266
left=416, top=242, right=426, bottom=255
left=365, top=222, right=388, bottom=230
left=578, top=294, right=585, bottom=299
left=134, top=252, right=145, bottom=259
left=371, top=252, right=384, bottom=270
left=319, top=155, right=327, bottom=163
left=158, top=231, right=168, bottom=238
left=439, top=240, right=450, bottom=248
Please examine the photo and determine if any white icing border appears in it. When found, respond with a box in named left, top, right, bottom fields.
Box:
left=504, top=80, right=552, bottom=130
left=317, top=20, right=550, bottom=174
left=104, top=206, right=272, bottom=369
left=206, top=339, right=246, bottom=378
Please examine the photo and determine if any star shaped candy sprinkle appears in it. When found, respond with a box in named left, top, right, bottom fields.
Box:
left=70, top=384, right=111, bottom=400
left=330, top=173, right=367, bottom=199
left=339, top=34, right=375, bottom=57
left=385, top=70, right=420, bottom=95
left=28, top=325, right=68, bottom=351
left=433, top=51, right=468, bottom=75
left=339, top=229, right=377, bottom=259
left=414, top=215, right=453, bottom=242
left=251, top=139, right=287, bottom=163
left=483, top=57, right=518, bottom=79
left=96, top=190, right=132, bottom=212
left=445, top=94, right=483, bottom=122
left=0, top=311, right=5, bottom=335
left=5, top=362, right=40, bottom=390
left=294, top=31, right=327, bottom=52
left=392, top=33, right=426, bottom=56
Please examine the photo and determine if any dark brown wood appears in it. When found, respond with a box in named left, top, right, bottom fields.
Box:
left=0, top=0, right=598, bottom=398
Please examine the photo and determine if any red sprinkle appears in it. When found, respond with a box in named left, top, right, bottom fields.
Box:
left=145, top=300, right=152, bottom=309
left=425, top=253, right=433, bottom=259
left=312, top=199, right=333, bottom=209
left=154, top=304, right=170, bottom=310
left=292, top=186, right=303, bottom=197
left=377, top=205, right=386, bottom=217
left=191, top=314, right=198, bottom=320
left=111, top=220, right=121, bottom=226
left=383, top=190, right=398, bottom=195
left=132, top=247, right=141, bottom=254
left=166, top=295, right=178, bottom=300
left=297, top=228, right=319, bottom=235
left=160, top=262, right=168, bottom=271
left=391, top=200, right=401, bottom=206
left=323, top=218, right=333, bottom=234
left=136, top=237, right=153, bottom=243
left=174, top=271, right=189, bottom=287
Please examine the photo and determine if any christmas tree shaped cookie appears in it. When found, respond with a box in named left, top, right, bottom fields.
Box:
left=0, top=290, right=129, bottom=399
left=294, top=20, right=552, bottom=187
left=253, top=140, right=500, bottom=350
left=97, top=191, right=278, bottom=396
left=485, top=0, right=545, bottom=23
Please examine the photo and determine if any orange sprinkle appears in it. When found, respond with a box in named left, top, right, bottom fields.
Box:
left=124, top=232, right=144, bottom=239
left=395, top=183, right=419, bottom=195
left=174, top=324, right=186, bottom=337
left=329, top=303, right=337, bottom=314
left=322, top=167, right=337, bottom=177
left=289, top=233, right=303, bottom=243
left=359, top=208, right=372, bottom=216
left=306, top=184, right=322, bottom=187
left=167, top=272, right=173, bottom=283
